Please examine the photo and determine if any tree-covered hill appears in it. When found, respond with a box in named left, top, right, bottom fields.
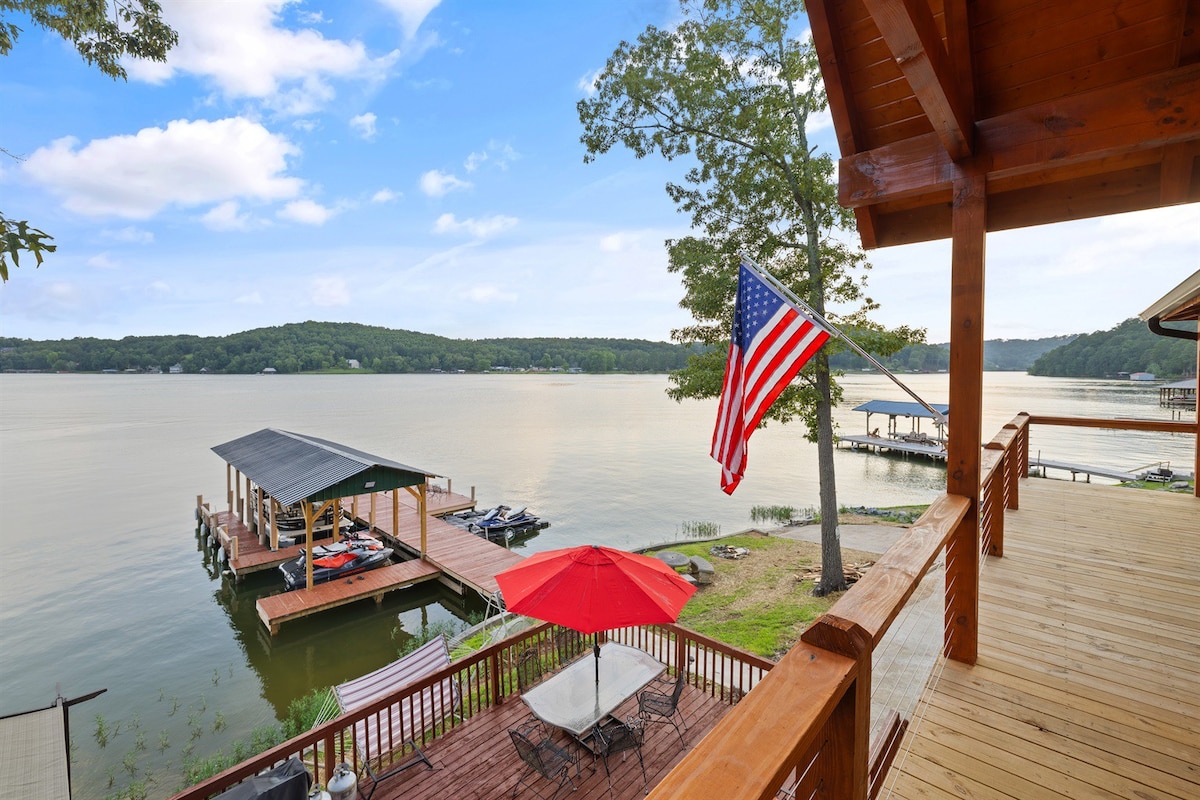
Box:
left=0, top=321, right=699, bottom=374
left=829, top=334, right=1075, bottom=373
left=1028, top=317, right=1197, bottom=378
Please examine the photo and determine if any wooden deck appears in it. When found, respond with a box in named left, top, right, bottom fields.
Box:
left=369, top=678, right=736, bottom=800
left=350, top=490, right=525, bottom=598
left=883, top=480, right=1200, bottom=800
left=256, top=561, right=442, bottom=634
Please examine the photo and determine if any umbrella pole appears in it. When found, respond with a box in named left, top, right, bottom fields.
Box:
left=594, top=634, right=601, bottom=685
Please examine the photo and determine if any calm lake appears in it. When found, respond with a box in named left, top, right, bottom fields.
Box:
left=0, top=372, right=1190, bottom=798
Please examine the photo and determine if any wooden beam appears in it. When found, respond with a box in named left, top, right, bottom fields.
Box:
left=863, top=0, right=973, bottom=159
left=840, top=62, right=1200, bottom=208
left=944, top=168, right=986, bottom=666
left=1160, top=142, right=1198, bottom=204
left=809, top=0, right=883, bottom=249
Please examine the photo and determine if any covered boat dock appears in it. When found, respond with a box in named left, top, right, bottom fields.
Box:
left=202, top=429, right=524, bottom=633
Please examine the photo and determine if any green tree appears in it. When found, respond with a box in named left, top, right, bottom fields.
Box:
left=579, top=0, right=921, bottom=594
left=1, top=0, right=177, bottom=280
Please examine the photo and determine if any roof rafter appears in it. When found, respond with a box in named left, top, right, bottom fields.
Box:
left=862, top=0, right=974, bottom=160
left=839, top=61, right=1200, bottom=208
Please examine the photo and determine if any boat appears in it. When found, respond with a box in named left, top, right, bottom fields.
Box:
left=470, top=505, right=544, bottom=540
left=279, top=533, right=394, bottom=591
left=441, top=504, right=550, bottom=543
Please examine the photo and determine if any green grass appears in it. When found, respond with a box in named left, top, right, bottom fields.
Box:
left=660, top=535, right=836, bottom=658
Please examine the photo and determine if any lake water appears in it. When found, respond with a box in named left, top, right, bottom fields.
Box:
left=0, top=372, right=1190, bottom=798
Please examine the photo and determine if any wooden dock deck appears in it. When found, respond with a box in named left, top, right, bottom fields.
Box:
left=256, top=560, right=442, bottom=634
left=882, top=480, right=1200, bottom=800
left=348, top=490, right=526, bottom=599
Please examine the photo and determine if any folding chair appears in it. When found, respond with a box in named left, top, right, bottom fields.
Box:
left=333, top=637, right=459, bottom=799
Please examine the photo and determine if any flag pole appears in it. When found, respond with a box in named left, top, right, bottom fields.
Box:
left=738, top=253, right=948, bottom=427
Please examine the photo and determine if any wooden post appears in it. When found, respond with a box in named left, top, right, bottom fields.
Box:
left=244, top=474, right=251, bottom=525
left=304, top=500, right=315, bottom=591
left=369, top=492, right=376, bottom=530
left=235, top=469, right=242, bottom=522
left=945, top=169, right=985, bottom=666
left=256, top=486, right=265, bottom=544
left=392, top=491, right=399, bottom=547
left=226, top=463, right=232, bottom=517
left=419, top=483, right=428, bottom=557
left=983, top=442, right=1005, bottom=557
left=270, top=498, right=279, bottom=550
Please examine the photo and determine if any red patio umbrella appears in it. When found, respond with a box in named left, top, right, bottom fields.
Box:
left=495, top=544, right=698, bottom=683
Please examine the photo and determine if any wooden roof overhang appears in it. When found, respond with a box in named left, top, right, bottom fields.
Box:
left=808, top=0, right=1200, bottom=249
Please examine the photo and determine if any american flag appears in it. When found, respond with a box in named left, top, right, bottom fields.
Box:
left=711, top=261, right=832, bottom=494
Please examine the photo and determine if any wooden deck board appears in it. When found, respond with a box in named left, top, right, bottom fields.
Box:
left=882, top=480, right=1200, bottom=800
left=350, top=490, right=525, bottom=598
left=255, top=560, right=442, bottom=634
left=369, top=681, right=735, bottom=800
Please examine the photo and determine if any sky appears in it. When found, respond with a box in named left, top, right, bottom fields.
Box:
left=1, top=0, right=1196, bottom=346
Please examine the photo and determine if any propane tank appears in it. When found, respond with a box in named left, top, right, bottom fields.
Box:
left=326, top=763, right=357, bottom=800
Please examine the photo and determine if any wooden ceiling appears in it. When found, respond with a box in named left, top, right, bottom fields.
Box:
left=808, top=0, right=1200, bottom=248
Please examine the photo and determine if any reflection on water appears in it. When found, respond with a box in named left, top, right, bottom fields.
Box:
left=0, top=372, right=1191, bottom=798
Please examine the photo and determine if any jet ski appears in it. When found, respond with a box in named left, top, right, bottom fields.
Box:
left=469, top=505, right=542, bottom=539
left=279, top=533, right=393, bottom=591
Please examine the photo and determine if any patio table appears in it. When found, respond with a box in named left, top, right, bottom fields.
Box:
left=520, top=642, right=666, bottom=737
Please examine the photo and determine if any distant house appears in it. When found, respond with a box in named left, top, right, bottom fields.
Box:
left=261, top=367, right=277, bottom=375
left=169, top=363, right=183, bottom=374
left=1129, top=372, right=1156, bottom=381
left=347, top=359, right=361, bottom=369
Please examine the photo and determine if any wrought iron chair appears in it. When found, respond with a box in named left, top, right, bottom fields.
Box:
left=585, top=716, right=647, bottom=798
left=638, top=669, right=688, bottom=747
left=509, top=719, right=579, bottom=800
left=516, top=647, right=544, bottom=692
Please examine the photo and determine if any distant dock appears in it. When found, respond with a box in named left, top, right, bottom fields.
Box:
left=836, top=434, right=948, bottom=461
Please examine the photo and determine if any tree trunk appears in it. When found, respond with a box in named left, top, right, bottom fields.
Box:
left=812, top=350, right=846, bottom=596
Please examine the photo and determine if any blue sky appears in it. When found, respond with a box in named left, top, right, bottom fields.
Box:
left=2, top=0, right=1196, bottom=345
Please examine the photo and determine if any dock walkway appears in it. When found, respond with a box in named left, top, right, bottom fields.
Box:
left=348, top=490, right=525, bottom=599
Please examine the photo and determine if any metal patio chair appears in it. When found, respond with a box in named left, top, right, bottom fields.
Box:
left=509, top=718, right=579, bottom=800
left=638, top=669, right=688, bottom=748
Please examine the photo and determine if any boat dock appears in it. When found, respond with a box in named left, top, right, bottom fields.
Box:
left=200, top=486, right=527, bottom=634
left=836, top=433, right=948, bottom=461
left=1027, top=457, right=1138, bottom=482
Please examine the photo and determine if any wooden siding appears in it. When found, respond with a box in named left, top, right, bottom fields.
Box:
left=882, top=479, right=1200, bottom=800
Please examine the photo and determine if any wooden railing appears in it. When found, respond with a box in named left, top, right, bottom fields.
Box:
left=650, top=410, right=1195, bottom=800
left=167, top=621, right=769, bottom=800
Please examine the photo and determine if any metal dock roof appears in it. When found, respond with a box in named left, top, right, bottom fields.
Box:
left=852, top=400, right=950, bottom=419
left=211, top=429, right=440, bottom=505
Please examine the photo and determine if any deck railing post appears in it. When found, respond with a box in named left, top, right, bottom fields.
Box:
left=489, top=650, right=503, bottom=707
left=322, top=732, right=336, bottom=788
left=799, top=615, right=871, bottom=800
left=983, top=443, right=1005, bottom=557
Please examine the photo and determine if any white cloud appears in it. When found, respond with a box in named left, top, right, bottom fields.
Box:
left=419, top=169, right=471, bottom=197
left=350, top=112, right=378, bottom=140
left=371, top=188, right=399, bottom=203
left=599, top=232, right=638, bottom=252
left=235, top=291, right=264, bottom=305
left=87, top=253, right=120, bottom=270
left=147, top=280, right=172, bottom=297
left=375, top=0, right=443, bottom=38
left=126, top=0, right=400, bottom=115
left=465, top=141, right=519, bottom=173
left=463, top=151, right=487, bottom=172
left=202, top=200, right=254, bottom=231
left=310, top=276, right=350, bottom=307
left=432, top=213, right=518, bottom=239
left=293, top=119, right=318, bottom=132
left=279, top=199, right=337, bottom=225
left=464, top=284, right=517, bottom=303
left=577, top=69, right=601, bottom=96
left=102, top=226, right=154, bottom=244
left=23, top=118, right=303, bottom=219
